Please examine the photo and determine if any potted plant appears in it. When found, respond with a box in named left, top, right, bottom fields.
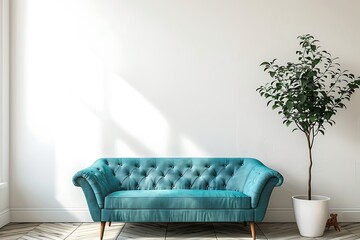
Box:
left=257, top=34, right=360, bottom=237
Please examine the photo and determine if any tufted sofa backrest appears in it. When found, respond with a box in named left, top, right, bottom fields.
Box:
left=93, top=157, right=264, bottom=192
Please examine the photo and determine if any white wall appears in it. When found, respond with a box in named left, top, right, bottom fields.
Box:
left=10, top=0, right=360, bottom=222
left=0, top=0, right=9, bottom=228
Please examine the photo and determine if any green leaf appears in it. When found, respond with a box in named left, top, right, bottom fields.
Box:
left=320, top=91, right=327, bottom=97
left=310, top=115, right=317, bottom=122
left=324, top=111, right=332, bottom=120
left=272, top=104, right=279, bottom=110
left=286, top=100, right=294, bottom=110
left=311, top=58, right=321, bottom=68
left=300, top=95, right=306, bottom=104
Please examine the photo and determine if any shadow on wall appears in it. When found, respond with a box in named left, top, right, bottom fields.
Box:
left=79, top=73, right=212, bottom=157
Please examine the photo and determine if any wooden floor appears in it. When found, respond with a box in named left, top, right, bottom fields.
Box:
left=1, top=222, right=360, bottom=239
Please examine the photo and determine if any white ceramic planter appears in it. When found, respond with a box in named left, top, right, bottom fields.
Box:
left=292, top=195, right=330, bottom=237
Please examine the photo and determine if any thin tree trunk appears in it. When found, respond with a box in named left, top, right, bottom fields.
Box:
left=306, top=132, right=313, bottom=200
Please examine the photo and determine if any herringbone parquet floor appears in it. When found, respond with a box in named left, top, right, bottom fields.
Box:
left=1, top=222, right=360, bottom=239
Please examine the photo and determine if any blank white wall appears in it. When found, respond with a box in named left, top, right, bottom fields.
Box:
left=10, top=0, right=360, bottom=222
left=0, top=0, right=9, bottom=228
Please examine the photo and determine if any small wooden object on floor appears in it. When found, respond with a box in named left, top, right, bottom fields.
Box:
left=326, top=213, right=341, bottom=232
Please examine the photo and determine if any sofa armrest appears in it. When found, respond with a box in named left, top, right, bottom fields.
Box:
left=75, top=177, right=102, bottom=221
left=72, top=160, right=120, bottom=209
left=243, top=164, right=283, bottom=208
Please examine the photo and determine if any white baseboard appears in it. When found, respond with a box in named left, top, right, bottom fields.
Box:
left=264, top=208, right=295, bottom=222
left=264, top=208, right=360, bottom=222
left=332, top=208, right=360, bottom=222
left=11, top=208, right=92, bottom=222
left=9, top=207, right=360, bottom=223
left=0, top=208, right=10, bottom=227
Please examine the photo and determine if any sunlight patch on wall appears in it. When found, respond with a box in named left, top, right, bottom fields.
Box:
left=115, top=139, right=137, bottom=157
left=180, top=135, right=208, bottom=156
left=108, top=74, right=169, bottom=155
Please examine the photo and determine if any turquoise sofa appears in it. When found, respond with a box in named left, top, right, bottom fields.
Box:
left=72, top=157, right=283, bottom=239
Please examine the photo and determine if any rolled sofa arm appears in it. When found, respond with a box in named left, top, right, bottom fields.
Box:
left=243, top=163, right=283, bottom=209
left=75, top=177, right=102, bottom=221
left=72, top=159, right=120, bottom=220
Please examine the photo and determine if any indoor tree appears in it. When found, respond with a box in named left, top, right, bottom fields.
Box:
left=257, top=34, right=360, bottom=200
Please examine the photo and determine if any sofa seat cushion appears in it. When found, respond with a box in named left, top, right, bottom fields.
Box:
left=104, top=190, right=251, bottom=209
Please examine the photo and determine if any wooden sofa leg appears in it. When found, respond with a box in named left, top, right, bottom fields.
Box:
left=250, top=222, right=256, bottom=240
left=108, top=221, right=111, bottom=227
left=100, top=222, right=106, bottom=240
